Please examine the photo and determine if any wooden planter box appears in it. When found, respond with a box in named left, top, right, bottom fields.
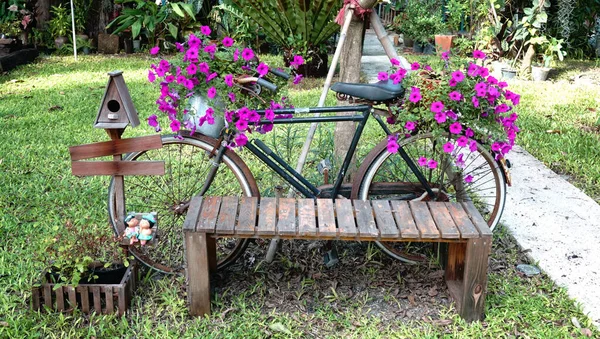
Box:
left=31, top=261, right=138, bottom=316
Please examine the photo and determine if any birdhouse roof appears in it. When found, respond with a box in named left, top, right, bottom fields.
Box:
left=94, top=70, right=140, bottom=129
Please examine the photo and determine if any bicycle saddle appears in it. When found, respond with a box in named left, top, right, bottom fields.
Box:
left=330, top=80, right=404, bottom=102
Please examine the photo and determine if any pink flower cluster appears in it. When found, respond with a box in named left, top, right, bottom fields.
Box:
left=385, top=50, right=520, bottom=183
left=146, top=28, right=304, bottom=147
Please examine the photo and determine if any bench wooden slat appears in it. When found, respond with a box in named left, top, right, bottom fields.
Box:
left=409, top=201, right=440, bottom=238
left=236, top=197, right=258, bottom=235
left=390, top=200, right=419, bottom=238
left=298, top=199, right=317, bottom=237
left=428, top=202, right=460, bottom=239
left=445, top=202, right=479, bottom=238
left=215, top=196, right=238, bottom=235
left=198, top=196, right=221, bottom=232
left=277, top=198, right=296, bottom=235
left=183, top=195, right=203, bottom=232
left=257, top=197, right=277, bottom=235
left=317, top=199, right=337, bottom=238
left=461, top=202, right=492, bottom=236
left=335, top=199, right=357, bottom=237
left=354, top=200, right=379, bottom=239
left=372, top=200, right=399, bottom=238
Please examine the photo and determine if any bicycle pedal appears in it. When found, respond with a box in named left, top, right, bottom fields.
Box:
left=317, top=159, right=332, bottom=175
left=323, top=248, right=339, bottom=268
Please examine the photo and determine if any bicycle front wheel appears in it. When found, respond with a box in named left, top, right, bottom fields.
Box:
left=108, top=132, right=259, bottom=273
left=352, top=132, right=506, bottom=263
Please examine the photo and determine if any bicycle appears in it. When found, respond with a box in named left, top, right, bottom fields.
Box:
left=107, top=72, right=507, bottom=274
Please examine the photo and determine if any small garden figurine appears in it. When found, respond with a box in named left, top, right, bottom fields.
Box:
left=137, top=213, right=156, bottom=246
left=123, top=212, right=140, bottom=245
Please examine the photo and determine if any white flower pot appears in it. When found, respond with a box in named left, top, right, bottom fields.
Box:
left=186, top=95, right=225, bottom=139
left=531, top=66, right=550, bottom=81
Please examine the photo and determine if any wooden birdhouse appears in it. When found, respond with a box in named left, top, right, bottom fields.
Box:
left=94, top=71, right=140, bottom=130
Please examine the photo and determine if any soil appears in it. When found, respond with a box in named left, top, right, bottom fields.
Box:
left=204, top=233, right=529, bottom=323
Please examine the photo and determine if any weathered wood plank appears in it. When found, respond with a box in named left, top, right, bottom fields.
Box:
left=197, top=196, right=222, bottom=233
left=69, top=135, right=163, bottom=161
left=92, top=286, right=102, bottom=314
left=43, top=285, right=52, bottom=309
left=372, top=200, right=399, bottom=238
left=55, top=286, right=65, bottom=311
left=354, top=200, right=379, bottom=239
left=428, top=202, right=460, bottom=239
left=71, top=161, right=165, bottom=176
left=215, top=196, right=238, bottom=235
left=78, top=286, right=90, bottom=313
left=445, top=202, right=479, bottom=238
left=458, top=236, right=492, bottom=322
left=104, top=286, right=113, bottom=314
left=445, top=242, right=466, bottom=281
left=66, top=286, right=77, bottom=311
left=277, top=198, right=296, bottom=236
left=390, top=200, right=419, bottom=238
left=236, top=197, right=258, bottom=235
left=183, top=195, right=203, bottom=232
left=298, top=199, right=317, bottom=237
left=257, top=197, right=277, bottom=236
left=185, top=232, right=212, bottom=316
left=461, top=202, right=492, bottom=236
left=335, top=199, right=357, bottom=237
left=409, top=202, right=440, bottom=238
left=118, top=286, right=126, bottom=316
left=31, top=287, right=40, bottom=311
left=317, top=199, right=337, bottom=238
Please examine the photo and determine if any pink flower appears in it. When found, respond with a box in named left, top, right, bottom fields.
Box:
left=150, top=46, right=160, bottom=55
left=290, top=55, right=304, bottom=68
left=445, top=110, right=457, bottom=120
left=405, top=121, right=416, bottom=131
left=256, top=63, right=269, bottom=77
left=387, top=136, right=399, bottom=153
left=409, top=87, right=421, bottom=103
left=206, top=72, right=218, bottom=83
left=222, top=36, right=234, bottom=47
left=184, top=79, right=194, bottom=90
left=467, top=63, right=478, bottom=77
left=224, top=74, right=234, bottom=87
left=443, top=142, right=454, bottom=153
left=487, top=76, right=498, bottom=85
left=176, top=75, right=186, bottom=84
left=170, top=119, right=181, bottom=132
left=473, top=50, right=486, bottom=59
left=148, top=70, right=156, bottom=83
left=175, top=42, right=184, bottom=52
left=449, top=122, right=462, bottom=134
left=410, top=62, right=420, bottom=70
left=378, top=72, right=389, bottom=81
left=418, top=157, right=428, bottom=166
left=448, top=78, right=458, bottom=87
left=491, top=142, right=502, bottom=152
left=207, top=87, right=216, bottom=99
left=264, top=109, right=275, bottom=121
left=186, top=63, right=197, bottom=75
left=148, top=114, right=159, bottom=127
left=465, top=128, right=474, bottom=137
left=434, top=111, right=447, bottom=124
left=203, top=44, right=216, bottom=56
left=200, top=25, right=211, bottom=35
left=469, top=140, right=478, bottom=152
left=293, top=74, right=303, bottom=85
left=235, top=133, right=248, bottom=147
left=428, top=159, right=438, bottom=169
left=233, top=49, right=239, bottom=61
left=198, top=62, right=209, bottom=74
left=430, top=101, right=444, bottom=113
left=457, top=136, right=469, bottom=147
left=471, top=96, right=480, bottom=108
left=235, top=118, right=248, bottom=131
left=474, top=82, right=487, bottom=92
left=188, top=34, right=201, bottom=47
left=441, top=51, right=450, bottom=60
left=242, top=48, right=254, bottom=61
left=464, top=175, right=474, bottom=183
left=449, top=91, right=462, bottom=101
left=451, top=70, right=465, bottom=82
left=390, top=58, right=400, bottom=66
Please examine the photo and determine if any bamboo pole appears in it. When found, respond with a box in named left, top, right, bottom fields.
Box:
left=70, top=0, right=77, bottom=61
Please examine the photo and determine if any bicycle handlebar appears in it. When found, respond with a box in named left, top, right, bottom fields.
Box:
left=236, top=76, right=278, bottom=92
left=269, top=68, right=290, bottom=80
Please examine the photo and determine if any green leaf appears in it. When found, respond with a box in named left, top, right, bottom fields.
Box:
left=132, top=20, right=142, bottom=39
left=180, top=3, right=196, bottom=20
left=171, top=2, right=185, bottom=18
left=167, top=23, right=178, bottom=39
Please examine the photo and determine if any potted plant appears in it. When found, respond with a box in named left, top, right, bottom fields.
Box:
left=401, top=0, right=441, bottom=54
left=74, top=0, right=93, bottom=41
left=435, top=0, right=467, bottom=53
left=32, top=221, right=137, bottom=315
left=76, top=36, right=94, bottom=55
left=49, top=4, right=71, bottom=49
left=530, top=36, right=566, bottom=81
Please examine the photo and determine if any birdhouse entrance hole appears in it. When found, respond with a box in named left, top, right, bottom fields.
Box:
left=107, top=100, right=121, bottom=113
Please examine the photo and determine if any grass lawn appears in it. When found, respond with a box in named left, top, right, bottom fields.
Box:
left=0, top=54, right=599, bottom=337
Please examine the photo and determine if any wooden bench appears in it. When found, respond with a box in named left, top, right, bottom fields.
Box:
left=183, top=196, right=492, bottom=322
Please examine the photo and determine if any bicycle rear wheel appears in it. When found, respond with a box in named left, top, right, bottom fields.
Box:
left=352, top=132, right=506, bottom=263
left=108, top=132, right=259, bottom=273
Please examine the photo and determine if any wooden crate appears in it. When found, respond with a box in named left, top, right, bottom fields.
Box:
left=31, top=261, right=138, bottom=316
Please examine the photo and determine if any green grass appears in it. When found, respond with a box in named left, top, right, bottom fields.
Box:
left=0, top=54, right=599, bottom=337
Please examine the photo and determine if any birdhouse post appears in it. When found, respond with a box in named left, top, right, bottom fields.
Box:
left=70, top=71, right=164, bottom=235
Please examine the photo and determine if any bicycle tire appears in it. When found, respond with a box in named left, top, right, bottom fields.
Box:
left=108, top=132, right=259, bottom=274
left=352, top=132, right=506, bottom=264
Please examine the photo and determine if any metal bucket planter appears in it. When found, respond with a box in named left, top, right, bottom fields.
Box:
left=501, top=68, right=517, bottom=79
left=186, top=95, right=226, bottom=139
left=531, top=66, right=551, bottom=81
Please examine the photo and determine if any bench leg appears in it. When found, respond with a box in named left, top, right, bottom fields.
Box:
left=444, top=236, right=491, bottom=322
left=185, top=232, right=216, bottom=317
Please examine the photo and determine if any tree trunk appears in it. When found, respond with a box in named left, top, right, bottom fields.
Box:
left=520, top=44, right=535, bottom=76
left=34, top=0, right=50, bottom=29
left=333, top=16, right=365, bottom=183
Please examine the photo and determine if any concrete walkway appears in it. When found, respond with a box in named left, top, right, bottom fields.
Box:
left=360, top=30, right=600, bottom=327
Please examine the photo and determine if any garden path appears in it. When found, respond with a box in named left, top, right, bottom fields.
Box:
left=360, top=29, right=600, bottom=328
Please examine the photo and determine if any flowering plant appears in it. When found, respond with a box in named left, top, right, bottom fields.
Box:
left=383, top=50, right=520, bottom=176
left=147, top=25, right=304, bottom=148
